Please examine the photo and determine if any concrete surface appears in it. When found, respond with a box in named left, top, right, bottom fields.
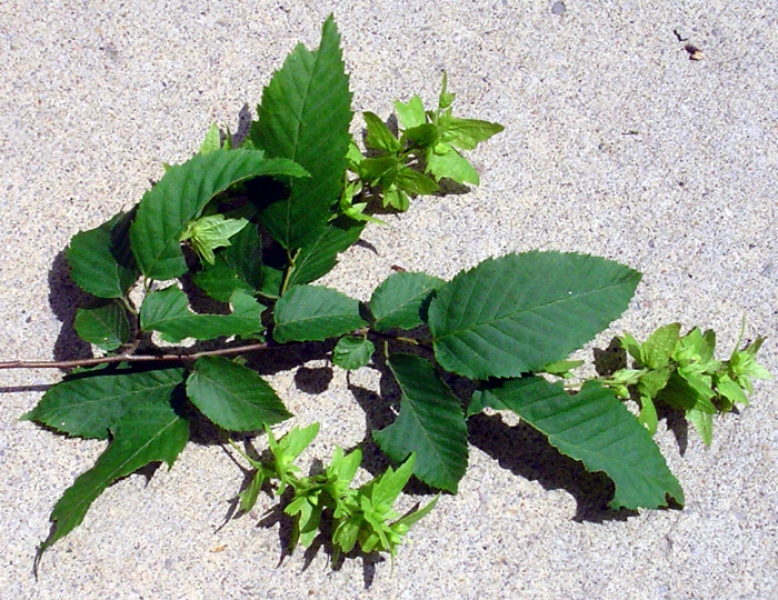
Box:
left=1, top=1, right=776, bottom=598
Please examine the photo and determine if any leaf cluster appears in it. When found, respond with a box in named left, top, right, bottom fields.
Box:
left=16, top=15, right=770, bottom=574
left=600, top=322, right=772, bottom=444
left=232, top=424, right=437, bottom=564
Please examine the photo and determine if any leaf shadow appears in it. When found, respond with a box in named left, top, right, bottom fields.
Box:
left=47, top=250, right=94, bottom=363
left=467, top=413, right=636, bottom=523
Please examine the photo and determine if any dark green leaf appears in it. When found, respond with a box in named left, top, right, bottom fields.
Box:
left=333, top=336, right=375, bottom=370
left=22, top=368, right=184, bottom=440
left=36, top=400, right=189, bottom=558
left=140, top=287, right=263, bottom=343
left=428, top=251, right=641, bottom=379
left=192, top=256, right=256, bottom=303
left=273, top=285, right=366, bottom=343
left=67, top=213, right=139, bottom=299
left=186, top=356, right=291, bottom=431
left=193, top=224, right=263, bottom=302
left=74, top=301, right=130, bottom=351
left=130, top=150, right=307, bottom=280
left=250, top=15, right=353, bottom=249
left=373, top=353, right=468, bottom=492
left=370, top=271, right=444, bottom=332
left=285, top=216, right=365, bottom=288
left=479, top=377, right=684, bottom=509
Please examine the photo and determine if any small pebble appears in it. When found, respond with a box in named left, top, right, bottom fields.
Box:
left=552, top=1, right=566, bottom=15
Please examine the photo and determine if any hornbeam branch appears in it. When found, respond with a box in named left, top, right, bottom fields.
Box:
left=0, top=342, right=270, bottom=370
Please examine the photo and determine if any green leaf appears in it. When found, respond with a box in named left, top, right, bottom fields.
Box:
left=193, top=223, right=263, bottom=302
left=640, top=323, right=681, bottom=369
left=74, top=301, right=130, bottom=351
left=333, top=336, right=375, bottom=370
left=250, top=15, right=353, bottom=249
left=199, top=123, right=222, bottom=154
left=180, top=214, right=248, bottom=265
left=191, top=256, right=256, bottom=303
left=394, top=167, right=440, bottom=196
left=273, top=285, right=366, bottom=343
left=130, top=149, right=307, bottom=280
left=186, top=356, right=291, bottom=431
left=370, top=271, right=445, bottom=332
left=438, top=72, right=455, bottom=110
left=67, top=213, right=139, bottom=299
left=426, top=144, right=480, bottom=185
left=480, top=377, right=684, bottom=509
left=438, top=114, right=505, bottom=151
left=363, top=111, right=401, bottom=153
left=428, top=251, right=641, bottom=380
left=394, top=96, right=426, bottom=129
left=36, top=400, right=189, bottom=559
left=540, top=359, right=586, bottom=378
left=285, top=216, right=365, bottom=288
left=687, top=408, right=714, bottom=446
left=373, top=353, right=469, bottom=492
left=140, top=287, right=263, bottom=343
left=22, top=368, right=184, bottom=440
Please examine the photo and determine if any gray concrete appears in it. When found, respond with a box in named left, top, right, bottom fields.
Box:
left=1, top=1, right=776, bottom=598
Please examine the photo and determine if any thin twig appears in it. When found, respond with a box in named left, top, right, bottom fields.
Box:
left=0, top=342, right=270, bottom=370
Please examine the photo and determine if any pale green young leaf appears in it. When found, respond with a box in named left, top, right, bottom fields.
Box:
left=74, top=301, right=130, bottom=351
left=383, top=186, right=409, bottom=211
left=729, top=335, right=772, bottom=391
left=620, top=332, right=643, bottom=363
left=267, top=423, right=320, bottom=493
left=36, top=400, right=189, bottom=559
left=429, top=251, right=641, bottom=380
left=394, top=167, right=440, bottom=196
left=272, top=285, right=366, bottom=343
left=363, top=111, right=401, bottom=153
left=687, top=408, right=714, bottom=446
left=140, top=287, right=263, bottom=343
left=370, top=271, right=444, bottom=332
left=640, top=322, right=681, bottom=369
left=481, top=377, right=684, bottom=509
left=391, top=493, right=439, bottom=537
left=180, top=214, right=248, bottom=265
left=373, top=353, right=469, bottom=492
left=326, top=447, right=362, bottom=497
left=333, top=336, right=375, bottom=370
left=638, top=393, right=659, bottom=435
left=540, top=359, right=586, bottom=378
left=186, top=356, right=291, bottom=432
left=130, top=149, right=307, bottom=280
left=67, top=213, right=139, bottom=299
left=238, top=470, right=266, bottom=513
left=199, top=123, right=222, bottom=155
left=438, top=71, right=455, bottom=110
left=369, top=453, right=416, bottom=510
left=714, top=373, right=748, bottom=409
left=22, top=368, right=184, bottom=440
left=426, top=144, right=480, bottom=185
left=394, top=96, right=426, bottom=129
left=438, top=115, right=505, bottom=151
left=250, top=15, right=353, bottom=249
